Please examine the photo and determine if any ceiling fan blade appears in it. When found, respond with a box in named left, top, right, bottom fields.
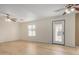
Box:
left=0, top=11, right=9, bottom=15
left=10, top=18, right=17, bottom=22
left=62, top=12, right=66, bottom=15
left=54, top=8, right=65, bottom=12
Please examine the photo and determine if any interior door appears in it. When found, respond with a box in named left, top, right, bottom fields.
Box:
left=52, top=20, right=65, bottom=45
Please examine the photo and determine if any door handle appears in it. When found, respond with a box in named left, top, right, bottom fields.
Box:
left=63, top=32, right=64, bottom=35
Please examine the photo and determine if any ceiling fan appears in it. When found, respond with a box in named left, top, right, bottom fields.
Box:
left=54, top=4, right=79, bottom=15
left=0, top=11, right=17, bottom=22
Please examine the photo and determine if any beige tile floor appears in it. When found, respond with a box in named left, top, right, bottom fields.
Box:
left=0, top=40, right=79, bottom=55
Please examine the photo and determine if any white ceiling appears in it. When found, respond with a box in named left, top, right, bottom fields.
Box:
left=0, top=4, right=65, bottom=22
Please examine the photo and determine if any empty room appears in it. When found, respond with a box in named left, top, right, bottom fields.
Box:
left=0, top=4, right=79, bottom=55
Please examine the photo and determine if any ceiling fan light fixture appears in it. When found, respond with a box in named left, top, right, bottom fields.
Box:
left=71, top=8, right=75, bottom=12
left=5, top=18, right=12, bottom=22
left=65, top=9, right=70, bottom=14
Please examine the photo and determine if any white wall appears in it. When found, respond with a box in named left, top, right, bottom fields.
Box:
left=0, top=16, right=19, bottom=42
left=19, top=18, right=52, bottom=43
left=65, top=13, right=75, bottom=47
left=19, top=13, right=75, bottom=47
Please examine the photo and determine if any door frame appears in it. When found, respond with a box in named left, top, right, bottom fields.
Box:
left=52, top=20, right=65, bottom=46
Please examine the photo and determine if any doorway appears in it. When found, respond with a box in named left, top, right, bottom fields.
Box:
left=52, top=20, right=65, bottom=45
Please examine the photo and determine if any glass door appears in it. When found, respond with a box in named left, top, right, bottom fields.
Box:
left=52, top=20, right=65, bottom=45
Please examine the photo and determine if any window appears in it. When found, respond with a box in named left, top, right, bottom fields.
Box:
left=55, top=24, right=63, bottom=42
left=28, top=25, right=36, bottom=36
